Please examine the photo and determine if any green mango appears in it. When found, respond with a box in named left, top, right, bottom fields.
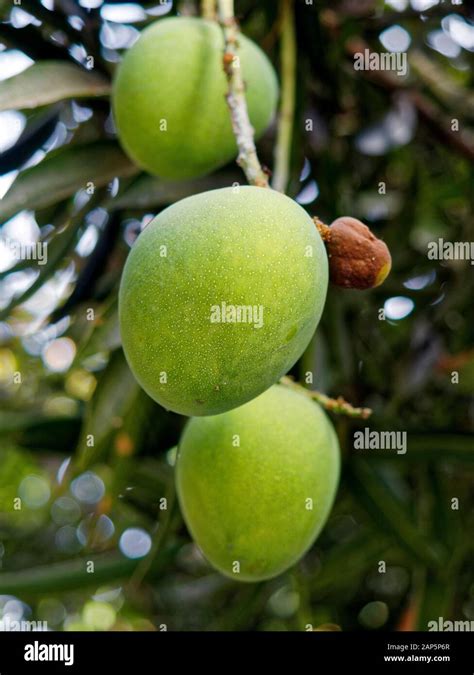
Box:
left=112, top=16, right=278, bottom=179
left=176, top=384, right=340, bottom=581
left=119, top=186, right=328, bottom=416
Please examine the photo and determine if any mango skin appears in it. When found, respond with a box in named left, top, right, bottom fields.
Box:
left=176, top=385, right=341, bottom=582
left=112, top=17, right=278, bottom=179
left=119, top=186, right=328, bottom=416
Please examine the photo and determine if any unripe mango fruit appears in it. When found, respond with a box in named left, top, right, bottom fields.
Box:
left=119, top=186, right=328, bottom=416
left=112, top=17, right=278, bottom=179
left=176, top=385, right=341, bottom=581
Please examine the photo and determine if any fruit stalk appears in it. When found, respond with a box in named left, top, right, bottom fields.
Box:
left=218, top=0, right=269, bottom=187
left=201, top=0, right=216, bottom=20
left=272, top=0, right=296, bottom=193
left=281, top=376, right=372, bottom=419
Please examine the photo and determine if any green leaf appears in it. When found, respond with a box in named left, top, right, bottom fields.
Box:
left=0, top=411, right=50, bottom=433
left=0, top=141, right=138, bottom=224
left=368, top=435, right=474, bottom=462
left=0, top=543, right=180, bottom=595
left=0, top=213, right=83, bottom=320
left=0, top=61, right=110, bottom=112
left=75, top=350, right=142, bottom=471
left=348, top=459, right=444, bottom=569
left=107, top=170, right=241, bottom=211
left=415, top=571, right=457, bottom=630
left=310, top=529, right=392, bottom=596
left=0, top=201, right=67, bottom=280
left=73, top=298, right=121, bottom=364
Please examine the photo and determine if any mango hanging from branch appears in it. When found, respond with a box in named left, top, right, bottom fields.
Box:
left=314, top=216, right=392, bottom=290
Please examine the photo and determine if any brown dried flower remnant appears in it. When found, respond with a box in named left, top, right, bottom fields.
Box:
left=316, top=216, right=392, bottom=290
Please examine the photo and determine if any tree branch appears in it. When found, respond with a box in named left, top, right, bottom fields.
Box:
left=345, top=38, right=474, bottom=163
left=272, top=0, right=296, bottom=193
left=409, top=49, right=474, bottom=121
left=217, top=0, right=269, bottom=187
left=281, top=376, right=372, bottom=419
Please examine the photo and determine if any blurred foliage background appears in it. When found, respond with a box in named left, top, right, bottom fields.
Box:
left=0, top=0, right=472, bottom=632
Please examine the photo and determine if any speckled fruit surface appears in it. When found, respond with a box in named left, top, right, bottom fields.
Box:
left=176, top=385, right=340, bottom=581
left=118, top=186, right=328, bottom=416
left=112, top=16, right=278, bottom=179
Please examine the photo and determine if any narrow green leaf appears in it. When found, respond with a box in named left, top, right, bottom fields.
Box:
left=0, top=61, right=110, bottom=112
left=0, top=544, right=179, bottom=595
left=75, top=350, right=141, bottom=470
left=311, top=530, right=392, bottom=596
left=0, top=141, right=138, bottom=224
left=0, top=411, right=55, bottom=433
left=416, top=571, right=457, bottom=630
left=348, top=459, right=444, bottom=569
left=0, top=215, right=82, bottom=320
left=367, top=434, right=474, bottom=462
left=107, top=170, right=241, bottom=211
left=74, top=298, right=121, bottom=364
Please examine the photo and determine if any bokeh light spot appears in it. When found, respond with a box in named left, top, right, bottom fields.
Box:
left=384, top=296, right=415, bottom=320
left=18, top=475, right=50, bottom=509
left=42, top=338, right=76, bottom=373
left=119, top=528, right=151, bottom=559
left=71, top=472, right=105, bottom=505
